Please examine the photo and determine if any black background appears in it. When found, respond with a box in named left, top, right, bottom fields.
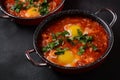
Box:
left=0, top=0, right=120, bottom=80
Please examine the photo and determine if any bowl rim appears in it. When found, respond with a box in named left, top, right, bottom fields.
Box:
left=0, top=0, right=65, bottom=20
left=33, top=10, right=114, bottom=70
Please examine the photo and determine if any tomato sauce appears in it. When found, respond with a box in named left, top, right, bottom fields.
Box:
left=38, top=17, right=109, bottom=67
left=4, top=0, right=62, bottom=18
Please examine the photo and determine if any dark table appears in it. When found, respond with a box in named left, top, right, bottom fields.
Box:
left=0, top=0, right=120, bottom=80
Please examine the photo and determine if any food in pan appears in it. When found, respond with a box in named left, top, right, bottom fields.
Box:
left=38, top=17, right=108, bottom=67
left=4, top=0, right=62, bottom=18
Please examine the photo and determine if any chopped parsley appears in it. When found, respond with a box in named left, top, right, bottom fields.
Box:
left=74, top=33, right=93, bottom=44
left=55, top=31, right=70, bottom=37
left=40, top=0, right=49, bottom=15
left=11, top=2, right=24, bottom=12
left=66, top=37, right=75, bottom=46
left=55, top=48, right=69, bottom=55
left=91, top=44, right=98, bottom=51
left=11, top=0, right=50, bottom=16
left=78, top=45, right=86, bottom=55
left=51, top=33, right=57, bottom=41
left=42, top=29, right=98, bottom=55
left=42, top=39, right=63, bottom=52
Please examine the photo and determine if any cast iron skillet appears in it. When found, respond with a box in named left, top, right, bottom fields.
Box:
left=25, top=8, right=117, bottom=73
left=0, top=0, right=65, bottom=25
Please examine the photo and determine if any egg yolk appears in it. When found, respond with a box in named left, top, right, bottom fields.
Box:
left=58, top=50, right=74, bottom=65
left=65, top=24, right=82, bottom=37
left=25, top=7, right=40, bottom=18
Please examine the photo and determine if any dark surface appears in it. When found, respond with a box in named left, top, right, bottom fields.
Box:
left=0, top=0, right=120, bottom=80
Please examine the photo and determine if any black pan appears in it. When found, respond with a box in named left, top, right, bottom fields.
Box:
left=0, top=0, right=65, bottom=25
left=25, top=8, right=117, bottom=73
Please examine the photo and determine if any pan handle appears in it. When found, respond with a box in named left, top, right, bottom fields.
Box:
left=25, top=49, right=47, bottom=67
left=95, top=8, right=117, bottom=28
left=0, top=14, right=10, bottom=18
left=0, top=7, right=10, bottom=19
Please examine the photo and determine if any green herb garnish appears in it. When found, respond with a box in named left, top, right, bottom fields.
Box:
left=55, top=32, right=62, bottom=37
left=51, top=31, right=70, bottom=41
left=40, top=0, right=49, bottom=15
left=11, top=2, right=24, bottom=12
left=74, top=30, right=93, bottom=44
left=42, top=39, right=63, bottom=52
left=43, top=28, right=98, bottom=56
left=55, top=31, right=70, bottom=37
left=29, top=0, right=34, bottom=4
left=91, top=44, right=98, bottom=51
left=66, top=38, right=75, bottom=46
left=61, top=31, right=70, bottom=37
left=55, top=48, right=69, bottom=55
left=78, top=45, right=86, bottom=55
left=51, top=33, right=57, bottom=41
left=77, top=29, right=82, bottom=36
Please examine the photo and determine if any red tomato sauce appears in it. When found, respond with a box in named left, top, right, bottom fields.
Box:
left=4, top=0, right=62, bottom=18
left=38, top=17, right=109, bottom=67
